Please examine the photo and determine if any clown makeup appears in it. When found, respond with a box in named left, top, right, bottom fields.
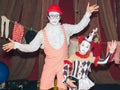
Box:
left=79, top=40, right=91, bottom=55
left=48, top=12, right=61, bottom=25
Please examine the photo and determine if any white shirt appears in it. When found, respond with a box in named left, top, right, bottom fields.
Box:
left=14, top=12, right=91, bottom=52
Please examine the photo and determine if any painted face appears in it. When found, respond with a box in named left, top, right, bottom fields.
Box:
left=48, top=12, right=61, bottom=25
left=79, top=40, right=91, bottom=55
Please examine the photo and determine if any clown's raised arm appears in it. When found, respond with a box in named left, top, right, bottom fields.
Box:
left=63, top=2, right=99, bottom=37
left=97, top=40, right=117, bottom=65
left=2, top=31, right=43, bottom=52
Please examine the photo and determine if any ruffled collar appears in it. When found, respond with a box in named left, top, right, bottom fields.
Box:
left=75, top=52, right=90, bottom=58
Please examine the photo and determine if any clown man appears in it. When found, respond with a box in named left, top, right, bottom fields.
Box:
left=3, top=3, right=99, bottom=90
left=63, top=28, right=117, bottom=90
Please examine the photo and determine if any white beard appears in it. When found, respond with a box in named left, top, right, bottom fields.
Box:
left=44, top=23, right=64, bottom=49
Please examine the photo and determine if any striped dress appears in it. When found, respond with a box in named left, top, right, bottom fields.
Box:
left=63, top=52, right=95, bottom=90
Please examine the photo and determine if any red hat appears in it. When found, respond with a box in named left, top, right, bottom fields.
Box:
left=78, top=36, right=85, bottom=44
left=46, top=4, right=63, bottom=15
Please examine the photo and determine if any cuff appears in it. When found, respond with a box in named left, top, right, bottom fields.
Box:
left=94, top=56, right=100, bottom=67
left=63, top=75, right=69, bottom=84
left=14, top=42, right=20, bottom=49
left=85, top=12, right=92, bottom=18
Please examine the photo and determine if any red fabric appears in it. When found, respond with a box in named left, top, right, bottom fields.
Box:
left=12, top=21, right=24, bottom=43
left=28, top=56, right=39, bottom=80
left=109, top=63, right=120, bottom=80
left=94, top=56, right=100, bottom=67
left=75, top=51, right=89, bottom=58
left=101, top=42, right=107, bottom=57
left=78, top=36, right=85, bottom=44
left=98, top=13, right=107, bottom=42
left=64, top=60, right=72, bottom=68
left=91, top=42, right=102, bottom=57
left=0, top=53, right=12, bottom=67
left=59, top=0, right=75, bottom=24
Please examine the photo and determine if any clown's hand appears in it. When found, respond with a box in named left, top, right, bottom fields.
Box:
left=86, top=2, right=99, bottom=13
left=2, top=38, right=15, bottom=52
left=109, top=40, right=117, bottom=53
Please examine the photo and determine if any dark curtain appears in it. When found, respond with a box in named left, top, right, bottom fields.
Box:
left=97, top=0, right=118, bottom=41
left=112, top=0, right=120, bottom=40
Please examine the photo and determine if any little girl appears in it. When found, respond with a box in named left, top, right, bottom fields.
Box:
left=63, top=28, right=117, bottom=90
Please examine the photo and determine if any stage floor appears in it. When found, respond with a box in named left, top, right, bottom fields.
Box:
left=0, top=81, right=120, bottom=90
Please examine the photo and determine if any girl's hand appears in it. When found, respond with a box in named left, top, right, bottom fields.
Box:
left=108, top=40, right=117, bottom=53
left=66, top=78, right=77, bottom=88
